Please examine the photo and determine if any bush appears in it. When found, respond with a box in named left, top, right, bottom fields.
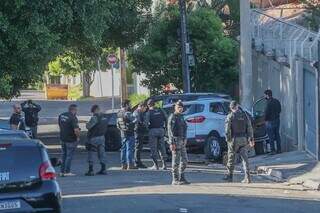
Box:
left=129, top=93, right=149, bottom=107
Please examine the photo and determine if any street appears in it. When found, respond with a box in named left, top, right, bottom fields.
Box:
left=49, top=149, right=320, bottom=213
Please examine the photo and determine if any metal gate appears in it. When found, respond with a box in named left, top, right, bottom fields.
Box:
left=303, top=69, right=317, bottom=157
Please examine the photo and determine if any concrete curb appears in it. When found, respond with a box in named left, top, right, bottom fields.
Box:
left=256, top=166, right=284, bottom=182
left=303, top=180, right=320, bottom=191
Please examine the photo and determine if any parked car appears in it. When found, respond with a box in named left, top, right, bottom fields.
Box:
left=103, top=93, right=231, bottom=151
left=0, top=129, right=30, bottom=139
left=163, top=98, right=268, bottom=161
left=0, top=119, right=33, bottom=138
left=0, top=139, right=62, bottom=213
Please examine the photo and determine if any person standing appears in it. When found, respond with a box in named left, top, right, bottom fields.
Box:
left=145, top=99, right=168, bottom=170
left=168, top=100, right=189, bottom=185
left=85, top=105, right=108, bottom=176
left=9, top=104, right=26, bottom=131
left=264, top=89, right=282, bottom=154
left=117, top=100, right=137, bottom=170
left=21, top=100, right=41, bottom=138
left=224, top=101, right=255, bottom=183
left=58, top=104, right=81, bottom=177
left=133, top=102, right=148, bottom=168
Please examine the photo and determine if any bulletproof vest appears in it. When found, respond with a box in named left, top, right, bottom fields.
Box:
left=148, top=109, right=165, bottom=129
left=231, top=111, right=248, bottom=137
left=87, top=113, right=109, bottom=139
left=117, top=110, right=134, bottom=133
left=134, top=111, right=146, bottom=133
left=171, top=114, right=187, bottom=138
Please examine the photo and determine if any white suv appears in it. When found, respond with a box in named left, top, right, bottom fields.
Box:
left=163, top=98, right=256, bottom=161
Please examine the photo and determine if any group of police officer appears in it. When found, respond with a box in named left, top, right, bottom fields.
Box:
left=58, top=99, right=255, bottom=185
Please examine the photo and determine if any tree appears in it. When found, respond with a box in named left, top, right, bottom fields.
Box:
left=0, top=0, right=152, bottom=99
left=300, top=0, right=320, bottom=31
left=129, top=6, right=238, bottom=94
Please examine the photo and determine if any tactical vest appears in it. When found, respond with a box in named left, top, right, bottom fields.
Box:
left=87, top=113, right=109, bottom=139
left=171, top=113, right=187, bottom=138
left=117, top=110, right=134, bottom=134
left=231, top=111, right=248, bottom=137
left=148, top=109, right=165, bottom=129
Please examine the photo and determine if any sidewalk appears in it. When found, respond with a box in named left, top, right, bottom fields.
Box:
left=251, top=151, right=320, bottom=190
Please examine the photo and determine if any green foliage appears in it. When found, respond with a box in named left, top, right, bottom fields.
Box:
left=129, top=6, right=238, bottom=94
left=300, top=0, right=320, bottom=31
left=0, top=0, right=152, bottom=99
left=68, top=84, right=83, bottom=100
left=129, top=93, right=149, bottom=107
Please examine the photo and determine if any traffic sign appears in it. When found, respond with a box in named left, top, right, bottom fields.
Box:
left=107, top=54, right=117, bottom=65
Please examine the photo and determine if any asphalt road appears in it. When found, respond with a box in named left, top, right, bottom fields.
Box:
left=0, top=98, right=120, bottom=119
left=48, top=149, right=320, bottom=213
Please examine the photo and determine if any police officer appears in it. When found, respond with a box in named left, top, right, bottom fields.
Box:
left=224, top=101, right=255, bottom=183
left=9, top=104, right=26, bottom=131
left=145, top=99, right=168, bottom=170
left=133, top=102, right=148, bottom=168
left=21, top=100, right=41, bottom=138
left=58, top=104, right=81, bottom=177
left=168, top=100, right=189, bottom=185
left=117, top=100, right=137, bottom=170
left=85, top=105, right=108, bottom=176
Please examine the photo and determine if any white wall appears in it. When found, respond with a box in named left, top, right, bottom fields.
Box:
left=90, top=69, right=121, bottom=97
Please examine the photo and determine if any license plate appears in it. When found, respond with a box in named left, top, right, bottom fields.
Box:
left=0, top=200, right=21, bottom=210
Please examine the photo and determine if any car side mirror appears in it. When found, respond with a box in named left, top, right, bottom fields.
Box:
left=50, top=158, right=61, bottom=167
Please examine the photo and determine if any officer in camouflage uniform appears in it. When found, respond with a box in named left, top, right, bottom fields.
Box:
left=168, top=100, right=189, bottom=185
left=85, top=105, right=108, bottom=176
left=224, top=101, right=255, bottom=183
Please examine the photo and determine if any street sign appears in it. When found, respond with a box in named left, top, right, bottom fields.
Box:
left=107, top=54, right=117, bottom=65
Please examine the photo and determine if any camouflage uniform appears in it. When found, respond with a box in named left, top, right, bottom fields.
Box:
left=225, top=110, right=253, bottom=182
left=168, top=112, right=188, bottom=184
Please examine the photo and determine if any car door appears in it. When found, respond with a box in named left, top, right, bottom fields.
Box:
left=252, top=98, right=269, bottom=142
left=204, top=102, right=226, bottom=137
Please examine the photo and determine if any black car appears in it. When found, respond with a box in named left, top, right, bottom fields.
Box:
left=103, top=93, right=231, bottom=151
left=0, top=139, right=61, bottom=213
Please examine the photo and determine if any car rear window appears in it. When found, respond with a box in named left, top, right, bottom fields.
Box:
left=163, top=104, right=204, bottom=116
left=0, top=146, right=42, bottom=171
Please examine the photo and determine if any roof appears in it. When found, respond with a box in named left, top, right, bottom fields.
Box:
left=0, top=139, right=44, bottom=147
left=163, top=97, right=231, bottom=108
left=0, top=129, right=27, bottom=135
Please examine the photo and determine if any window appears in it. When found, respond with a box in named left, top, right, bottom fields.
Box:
left=210, top=102, right=225, bottom=115
left=222, top=101, right=231, bottom=114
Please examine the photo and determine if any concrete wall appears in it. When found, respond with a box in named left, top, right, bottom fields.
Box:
left=252, top=50, right=298, bottom=152
left=90, top=70, right=121, bottom=98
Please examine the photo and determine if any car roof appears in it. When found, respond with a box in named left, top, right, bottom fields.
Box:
left=0, top=139, right=44, bottom=148
left=163, top=97, right=231, bottom=108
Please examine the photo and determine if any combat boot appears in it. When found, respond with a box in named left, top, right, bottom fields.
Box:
left=241, top=172, right=252, bottom=184
left=150, top=159, right=159, bottom=170
left=171, top=174, right=181, bottom=185
left=121, top=164, right=127, bottom=170
left=179, top=174, right=190, bottom=185
left=97, top=163, right=107, bottom=175
left=223, top=174, right=233, bottom=182
left=85, top=165, right=94, bottom=176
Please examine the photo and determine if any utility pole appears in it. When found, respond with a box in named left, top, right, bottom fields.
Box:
left=179, top=0, right=191, bottom=93
left=120, top=48, right=128, bottom=102
left=240, top=0, right=253, bottom=109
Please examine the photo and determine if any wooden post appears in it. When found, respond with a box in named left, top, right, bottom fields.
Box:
left=120, top=48, right=128, bottom=102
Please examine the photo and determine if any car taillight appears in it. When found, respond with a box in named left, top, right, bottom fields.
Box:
left=39, top=162, right=56, bottom=180
left=186, top=116, right=206, bottom=123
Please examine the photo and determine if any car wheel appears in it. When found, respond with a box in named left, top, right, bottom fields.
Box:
left=204, top=134, right=222, bottom=161
left=105, top=126, right=121, bottom=152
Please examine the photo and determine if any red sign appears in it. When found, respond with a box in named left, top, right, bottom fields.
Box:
left=107, top=54, right=117, bottom=65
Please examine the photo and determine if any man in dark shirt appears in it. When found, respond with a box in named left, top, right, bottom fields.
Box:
left=21, top=100, right=41, bottom=138
left=9, top=104, right=26, bottom=131
left=264, top=89, right=282, bottom=154
left=58, top=104, right=81, bottom=176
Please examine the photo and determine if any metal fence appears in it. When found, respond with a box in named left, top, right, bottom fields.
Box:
left=251, top=9, right=320, bottom=65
